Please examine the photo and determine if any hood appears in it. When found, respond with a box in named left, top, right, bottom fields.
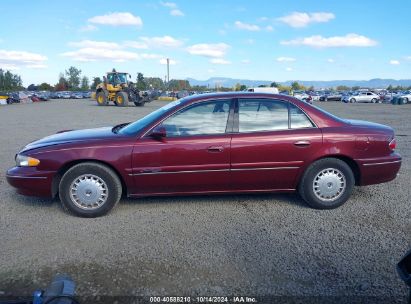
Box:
left=21, top=127, right=119, bottom=152
left=344, top=119, right=393, bottom=132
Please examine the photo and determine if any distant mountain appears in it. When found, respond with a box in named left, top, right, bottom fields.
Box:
left=186, top=77, right=411, bottom=89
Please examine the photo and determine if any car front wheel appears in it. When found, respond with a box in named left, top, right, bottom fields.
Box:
left=59, top=162, right=122, bottom=217
left=298, top=158, right=354, bottom=209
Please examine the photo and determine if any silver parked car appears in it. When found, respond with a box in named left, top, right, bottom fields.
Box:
left=348, top=92, right=381, bottom=103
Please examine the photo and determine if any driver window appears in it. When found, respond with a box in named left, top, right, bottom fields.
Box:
left=161, top=100, right=231, bottom=137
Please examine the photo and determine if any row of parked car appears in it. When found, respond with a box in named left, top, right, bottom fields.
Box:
left=0, top=90, right=93, bottom=104
left=288, top=90, right=411, bottom=104
left=49, top=91, right=93, bottom=99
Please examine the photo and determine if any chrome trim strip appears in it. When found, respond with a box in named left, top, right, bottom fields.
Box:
left=231, top=167, right=299, bottom=171
left=129, top=166, right=299, bottom=176
left=130, top=168, right=229, bottom=176
left=362, top=160, right=402, bottom=166
left=6, top=175, right=47, bottom=179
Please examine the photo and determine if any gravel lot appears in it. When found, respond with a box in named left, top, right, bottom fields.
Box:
left=0, top=99, right=410, bottom=302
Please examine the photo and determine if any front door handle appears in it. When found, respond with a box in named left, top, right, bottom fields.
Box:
left=207, top=146, right=224, bottom=153
left=294, top=140, right=311, bottom=147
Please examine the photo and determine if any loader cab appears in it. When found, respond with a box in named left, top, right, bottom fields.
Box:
left=107, top=72, right=128, bottom=86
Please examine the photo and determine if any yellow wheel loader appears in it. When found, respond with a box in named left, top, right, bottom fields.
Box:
left=95, top=70, right=152, bottom=107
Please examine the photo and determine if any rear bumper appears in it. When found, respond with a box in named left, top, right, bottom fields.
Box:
left=6, top=167, right=56, bottom=197
left=356, top=153, right=402, bottom=186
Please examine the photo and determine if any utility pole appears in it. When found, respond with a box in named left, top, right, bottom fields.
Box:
left=166, top=58, right=170, bottom=83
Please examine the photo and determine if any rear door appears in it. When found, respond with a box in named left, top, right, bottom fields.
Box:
left=230, top=98, right=323, bottom=191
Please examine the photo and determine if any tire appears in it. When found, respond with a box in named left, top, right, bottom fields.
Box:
left=298, top=158, right=355, bottom=210
left=371, top=98, right=377, bottom=103
left=59, top=162, right=122, bottom=217
left=403, top=97, right=408, bottom=104
left=350, top=98, right=356, bottom=103
left=114, top=91, right=129, bottom=107
left=96, top=91, right=108, bottom=106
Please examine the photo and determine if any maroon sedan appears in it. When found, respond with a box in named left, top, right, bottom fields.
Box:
left=6, top=93, right=401, bottom=217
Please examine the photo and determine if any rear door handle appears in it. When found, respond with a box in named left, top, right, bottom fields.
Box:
left=294, top=140, right=311, bottom=147
left=207, top=146, right=224, bottom=153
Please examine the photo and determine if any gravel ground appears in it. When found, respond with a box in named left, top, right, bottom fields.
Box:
left=0, top=99, right=410, bottom=303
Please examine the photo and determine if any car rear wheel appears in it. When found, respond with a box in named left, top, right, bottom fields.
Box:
left=403, top=97, right=409, bottom=104
left=59, top=162, right=122, bottom=217
left=350, top=98, right=356, bottom=103
left=298, top=158, right=354, bottom=209
left=371, top=98, right=377, bottom=103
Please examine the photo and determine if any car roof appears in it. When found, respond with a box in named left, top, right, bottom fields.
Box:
left=181, top=91, right=295, bottom=102
left=178, top=91, right=346, bottom=128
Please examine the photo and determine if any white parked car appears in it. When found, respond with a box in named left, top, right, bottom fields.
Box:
left=247, top=87, right=279, bottom=94
left=293, top=91, right=309, bottom=101
left=348, top=92, right=381, bottom=103
left=400, top=91, right=411, bottom=103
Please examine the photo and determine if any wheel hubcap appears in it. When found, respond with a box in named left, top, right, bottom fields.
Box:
left=69, top=174, right=108, bottom=210
left=313, top=168, right=346, bottom=202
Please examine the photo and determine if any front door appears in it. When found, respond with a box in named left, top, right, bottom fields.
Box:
left=230, top=98, right=323, bottom=191
left=130, top=99, right=233, bottom=195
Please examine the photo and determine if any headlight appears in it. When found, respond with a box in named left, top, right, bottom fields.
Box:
left=16, top=154, right=40, bottom=167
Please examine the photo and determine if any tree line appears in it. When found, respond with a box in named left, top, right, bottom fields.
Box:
left=2, top=65, right=411, bottom=92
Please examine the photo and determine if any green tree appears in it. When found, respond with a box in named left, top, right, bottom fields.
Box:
left=270, top=82, right=279, bottom=88
left=191, top=85, right=208, bottom=92
left=336, top=85, right=350, bottom=91
left=80, top=76, right=90, bottom=90
left=65, top=66, right=82, bottom=90
left=145, top=77, right=164, bottom=90
left=168, top=79, right=190, bottom=91
left=352, top=86, right=361, bottom=91
left=38, top=83, right=53, bottom=91
left=136, top=72, right=146, bottom=90
left=233, top=83, right=242, bottom=91
left=0, top=69, right=23, bottom=91
left=90, top=77, right=102, bottom=90
left=291, top=81, right=306, bottom=91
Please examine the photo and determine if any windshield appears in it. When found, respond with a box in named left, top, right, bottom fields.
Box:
left=117, top=73, right=127, bottom=83
left=118, top=99, right=183, bottom=135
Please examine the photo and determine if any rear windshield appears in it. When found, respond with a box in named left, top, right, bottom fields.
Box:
left=309, top=104, right=346, bottom=123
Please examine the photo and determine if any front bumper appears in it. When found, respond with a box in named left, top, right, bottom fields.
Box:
left=356, top=153, right=402, bottom=186
left=6, top=167, right=56, bottom=197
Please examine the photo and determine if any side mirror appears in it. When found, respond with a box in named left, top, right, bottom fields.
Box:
left=129, top=74, right=131, bottom=79
left=398, top=249, right=411, bottom=287
left=150, top=126, right=166, bottom=139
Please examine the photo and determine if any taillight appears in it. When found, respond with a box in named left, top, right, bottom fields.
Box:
left=389, top=138, right=396, bottom=151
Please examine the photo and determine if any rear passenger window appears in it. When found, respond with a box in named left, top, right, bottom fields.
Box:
left=238, top=99, right=288, bottom=132
left=290, top=104, right=314, bottom=129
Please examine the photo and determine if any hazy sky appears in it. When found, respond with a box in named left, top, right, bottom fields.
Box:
left=0, top=0, right=410, bottom=86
